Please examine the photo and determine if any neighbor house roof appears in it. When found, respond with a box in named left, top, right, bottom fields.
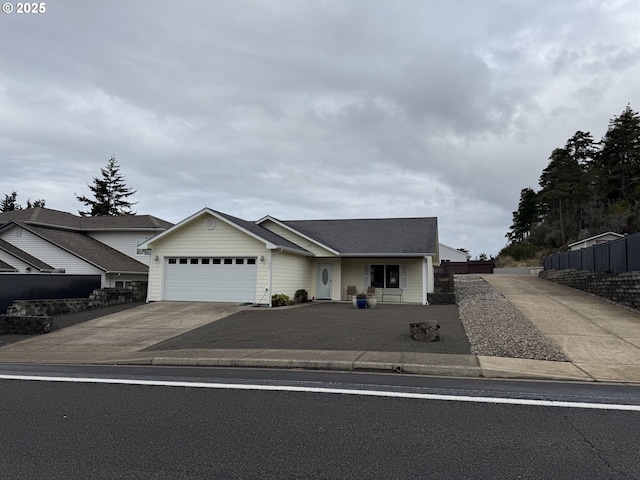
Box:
left=280, top=217, right=439, bottom=256
left=0, top=258, right=18, bottom=272
left=0, top=207, right=172, bottom=232
left=6, top=221, right=148, bottom=274
left=0, top=237, right=55, bottom=272
left=567, top=231, right=624, bottom=248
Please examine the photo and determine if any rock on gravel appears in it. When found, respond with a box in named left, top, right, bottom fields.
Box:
left=454, top=274, right=568, bottom=362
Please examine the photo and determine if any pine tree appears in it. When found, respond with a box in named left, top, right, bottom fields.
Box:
left=0, top=191, right=45, bottom=211
left=76, top=155, right=137, bottom=216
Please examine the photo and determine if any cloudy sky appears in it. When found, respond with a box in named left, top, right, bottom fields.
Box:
left=1, top=1, right=639, bottom=257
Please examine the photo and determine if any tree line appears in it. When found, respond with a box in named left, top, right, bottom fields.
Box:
left=1, top=155, right=137, bottom=216
left=503, top=105, right=640, bottom=260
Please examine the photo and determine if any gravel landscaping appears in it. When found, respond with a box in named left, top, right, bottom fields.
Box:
left=455, top=274, right=568, bottom=361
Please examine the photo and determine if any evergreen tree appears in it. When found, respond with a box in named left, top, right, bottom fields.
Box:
left=595, top=105, right=640, bottom=203
left=1, top=191, right=20, bottom=212
left=0, top=191, right=45, bottom=211
left=76, top=155, right=137, bottom=216
left=506, top=187, right=539, bottom=244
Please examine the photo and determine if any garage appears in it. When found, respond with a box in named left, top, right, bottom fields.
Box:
left=163, top=257, right=257, bottom=302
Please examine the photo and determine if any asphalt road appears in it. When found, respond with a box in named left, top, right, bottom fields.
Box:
left=2, top=365, right=639, bottom=479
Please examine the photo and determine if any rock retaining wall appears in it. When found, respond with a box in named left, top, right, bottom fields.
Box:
left=539, top=269, right=640, bottom=311
left=0, top=315, right=52, bottom=334
left=4, top=282, right=147, bottom=317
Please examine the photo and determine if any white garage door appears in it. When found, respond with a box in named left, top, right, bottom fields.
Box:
left=164, top=257, right=257, bottom=302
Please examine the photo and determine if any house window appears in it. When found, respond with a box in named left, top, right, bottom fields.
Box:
left=136, top=236, right=152, bottom=255
left=212, top=259, right=221, bottom=264
left=190, top=258, right=199, bottom=264
left=235, top=258, right=244, bottom=265
left=179, top=258, right=188, bottom=264
left=115, top=281, right=132, bottom=289
left=168, top=258, right=177, bottom=264
left=201, top=258, right=210, bottom=264
left=224, top=258, right=233, bottom=265
left=371, top=264, right=401, bottom=288
left=247, top=258, right=256, bottom=265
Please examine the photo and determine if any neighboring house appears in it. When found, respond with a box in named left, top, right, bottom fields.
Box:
left=568, top=232, right=624, bottom=251
left=142, top=208, right=439, bottom=306
left=0, top=207, right=172, bottom=287
left=438, top=243, right=471, bottom=263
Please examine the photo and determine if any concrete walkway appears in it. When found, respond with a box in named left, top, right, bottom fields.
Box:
left=1, top=277, right=640, bottom=384
left=482, top=275, right=640, bottom=383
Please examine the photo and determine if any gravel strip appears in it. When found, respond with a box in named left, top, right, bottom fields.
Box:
left=455, top=274, right=568, bottom=362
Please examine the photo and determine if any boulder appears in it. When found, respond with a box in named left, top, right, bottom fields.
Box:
left=409, top=321, right=440, bottom=342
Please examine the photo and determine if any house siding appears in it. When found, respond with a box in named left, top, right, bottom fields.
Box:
left=0, top=225, right=106, bottom=285
left=341, top=258, right=431, bottom=303
left=88, top=232, right=152, bottom=265
left=0, top=250, right=25, bottom=272
left=261, top=220, right=337, bottom=257
left=270, top=251, right=312, bottom=301
left=310, top=259, right=342, bottom=300
left=146, top=213, right=271, bottom=302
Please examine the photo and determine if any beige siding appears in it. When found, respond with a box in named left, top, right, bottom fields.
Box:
left=260, top=220, right=337, bottom=257
left=310, top=259, right=342, bottom=300
left=340, top=258, right=430, bottom=303
left=147, top=213, right=271, bottom=302
left=270, top=252, right=312, bottom=300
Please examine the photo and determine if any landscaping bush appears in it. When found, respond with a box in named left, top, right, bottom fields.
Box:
left=271, top=293, right=292, bottom=307
left=294, top=289, right=309, bottom=303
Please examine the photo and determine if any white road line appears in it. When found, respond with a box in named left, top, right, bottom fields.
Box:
left=2, top=374, right=639, bottom=411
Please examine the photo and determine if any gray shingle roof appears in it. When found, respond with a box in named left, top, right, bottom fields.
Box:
left=0, top=258, right=18, bottom=272
left=214, top=210, right=312, bottom=255
left=0, top=238, right=55, bottom=271
left=23, top=223, right=148, bottom=274
left=282, top=217, right=438, bottom=255
left=0, top=207, right=172, bottom=231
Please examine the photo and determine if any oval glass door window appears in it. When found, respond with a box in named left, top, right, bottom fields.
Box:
left=322, top=268, right=329, bottom=285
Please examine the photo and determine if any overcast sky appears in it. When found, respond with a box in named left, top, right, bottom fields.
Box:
left=1, top=1, right=639, bottom=257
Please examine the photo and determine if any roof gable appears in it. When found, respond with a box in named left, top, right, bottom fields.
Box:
left=0, top=237, right=55, bottom=271
left=144, top=208, right=312, bottom=255
left=12, top=222, right=148, bottom=274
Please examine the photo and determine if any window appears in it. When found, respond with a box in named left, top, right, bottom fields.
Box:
left=370, top=264, right=401, bottom=288
left=247, top=258, right=256, bottom=265
left=201, top=258, right=210, bottom=264
left=168, top=258, right=177, bottom=264
left=190, top=258, right=199, bottom=264
left=179, top=258, right=188, bottom=264
left=235, top=259, right=244, bottom=265
left=136, top=236, right=152, bottom=255
left=212, top=259, right=221, bottom=264
left=224, top=259, right=233, bottom=265
left=115, top=281, right=132, bottom=289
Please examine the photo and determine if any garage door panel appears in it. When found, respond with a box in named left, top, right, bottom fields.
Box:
left=164, top=258, right=257, bottom=302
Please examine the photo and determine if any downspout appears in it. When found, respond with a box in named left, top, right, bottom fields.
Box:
left=268, top=248, right=284, bottom=307
left=422, top=256, right=429, bottom=305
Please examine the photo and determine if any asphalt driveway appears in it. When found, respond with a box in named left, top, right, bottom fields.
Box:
left=145, top=302, right=471, bottom=354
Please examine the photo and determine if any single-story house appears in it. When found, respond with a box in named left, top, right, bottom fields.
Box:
left=568, top=232, right=624, bottom=251
left=142, top=208, right=439, bottom=306
left=438, top=243, right=471, bottom=263
left=0, top=207, right=172, bottom=287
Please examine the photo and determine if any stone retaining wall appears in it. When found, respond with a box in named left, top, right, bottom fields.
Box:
left=5, top=282, right=147, bottom=317
left=0, top=315, right=52, bottom=334
left=539, top=269, right=640, bottom=311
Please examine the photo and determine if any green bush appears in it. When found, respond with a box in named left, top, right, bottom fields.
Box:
left=294, top=289, right=309, bottom=303
left=271, top=293, right=292, bottom=307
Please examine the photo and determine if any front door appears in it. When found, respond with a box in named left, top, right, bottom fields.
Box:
left=316, top=264, right=333, bottom=299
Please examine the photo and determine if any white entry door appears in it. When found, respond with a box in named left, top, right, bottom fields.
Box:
left=316, top=264, right=333, bottom=299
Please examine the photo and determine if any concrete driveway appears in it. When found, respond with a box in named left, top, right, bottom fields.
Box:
left=0, top=302, right=250, bottom=364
